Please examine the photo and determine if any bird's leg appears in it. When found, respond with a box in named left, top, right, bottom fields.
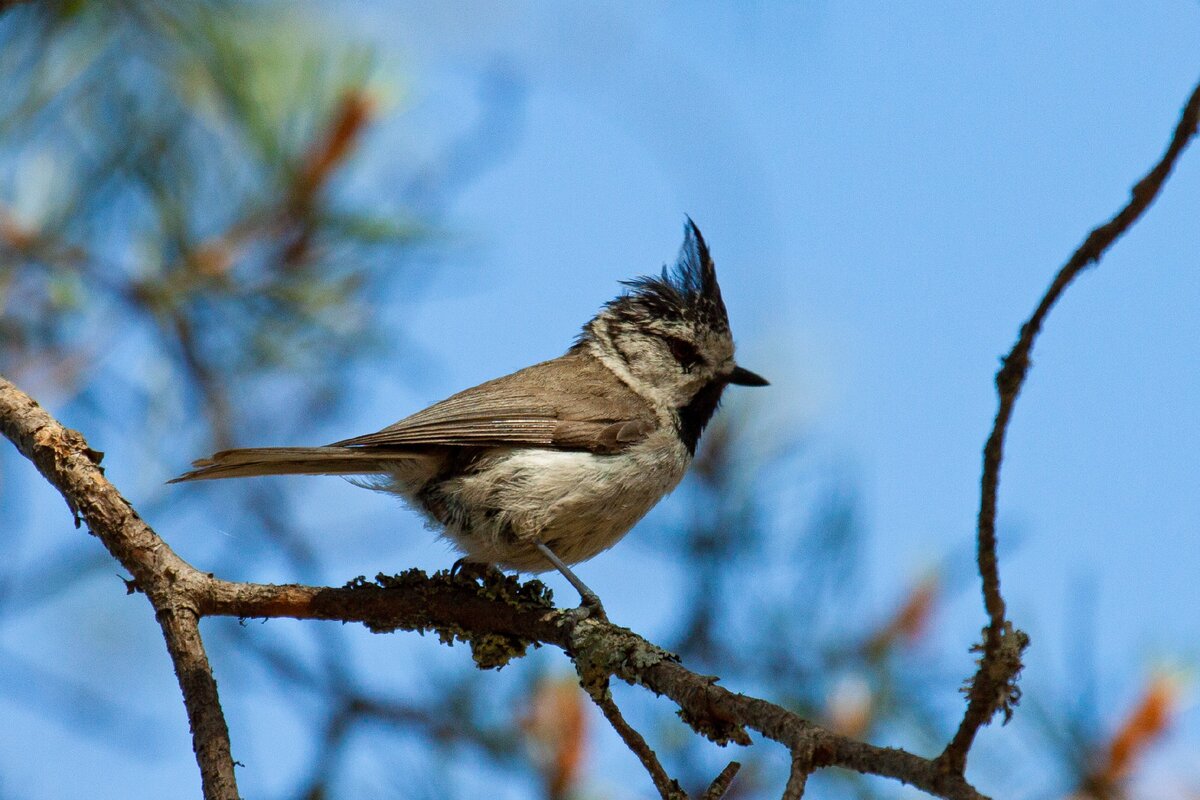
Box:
left=534, top=540, right=607, bottom=621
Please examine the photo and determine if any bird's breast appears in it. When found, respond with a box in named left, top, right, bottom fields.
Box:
left=423, top=429, right=691, bottom=570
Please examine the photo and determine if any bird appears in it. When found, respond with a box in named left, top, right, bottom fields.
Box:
left=172, top=218, right=767, bottom=615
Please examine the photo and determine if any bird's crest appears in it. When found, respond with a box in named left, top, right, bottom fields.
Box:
left=604, top=217, right=730, bottom=334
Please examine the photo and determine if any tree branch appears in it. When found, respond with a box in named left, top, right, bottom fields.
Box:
left=0, top=376, right=241, bottom=800
left=941, top=75, right=1200, bottom=773
left=197, top=577, right=989, bottom=799
left=782, top=750, right=811, bottom=800
left=588, top=679, right=685, bottom=799
left=701, top=761, right=742, bottom=800
left=157, top=607, right=239, bottom=796
left=0, top=373, right=989, bottom=800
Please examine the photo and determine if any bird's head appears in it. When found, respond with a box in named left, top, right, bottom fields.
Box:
left=580, top=218, right=767, bottom=449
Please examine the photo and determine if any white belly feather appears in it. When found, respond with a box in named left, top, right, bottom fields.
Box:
left=389, top=429, right=691, bottom=571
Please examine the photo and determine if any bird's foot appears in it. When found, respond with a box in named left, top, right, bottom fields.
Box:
left=533, top=540, right=609, bottom=623
left=574, top=589, right=608, bottom=623
left=449, top=558, right=496, bottom=583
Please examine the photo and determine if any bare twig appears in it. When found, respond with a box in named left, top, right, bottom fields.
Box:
left=0, top=373, right=990, bottom=800
left=158, top=607, right=239, bottom=797
left=782, top=750, right=811, bottom=800
left=701, top=761, right=742, bottom=800
left=588, top=679, right=685, bottom=800
left=942, top=76, right=1200, bottom=773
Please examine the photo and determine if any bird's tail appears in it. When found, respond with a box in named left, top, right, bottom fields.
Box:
left=168, top=446, right=425, bottom=483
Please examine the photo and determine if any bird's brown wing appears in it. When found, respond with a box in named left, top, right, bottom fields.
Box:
left=329, top=349, right=656, bottom=455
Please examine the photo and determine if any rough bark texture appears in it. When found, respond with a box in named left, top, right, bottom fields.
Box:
left=0, top=374, right=987, bottom=800
left=0, top=380, right=240, bottom=800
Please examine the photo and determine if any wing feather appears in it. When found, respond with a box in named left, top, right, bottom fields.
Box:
left=330, top=351, right=655, bottom=454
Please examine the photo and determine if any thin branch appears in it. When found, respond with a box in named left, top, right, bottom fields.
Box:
left=588, top=679, right=685, bottom=800
left=701, top=762, right=742, bottom=800
left=158, top=606, right=239, bottom=798
left=782, top=750, right=811, bottom=800
left=942, top=75, right=1200, bottom=773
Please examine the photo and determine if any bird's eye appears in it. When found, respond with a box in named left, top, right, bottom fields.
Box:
left=664, top=336, right=703, bottom=373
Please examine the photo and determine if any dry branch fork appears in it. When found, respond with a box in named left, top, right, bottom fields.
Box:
left=0, top=374, right=985, bottom=800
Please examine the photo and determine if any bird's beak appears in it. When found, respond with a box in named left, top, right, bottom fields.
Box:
left=728, top=365, right=769, bottom=386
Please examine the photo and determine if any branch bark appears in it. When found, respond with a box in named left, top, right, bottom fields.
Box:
left=941, top=75, right=1200, bottom=773
left=701, top=761, right=742, bottom=800
left=0, top=373, right=988, bottom=800
left=588, top=679, right=685, bottom=799
left=0, top=377, right=241, bottom=800
left=782, top=746, right=813, bottom=800
left=208, top=579, right=993, bottom=800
